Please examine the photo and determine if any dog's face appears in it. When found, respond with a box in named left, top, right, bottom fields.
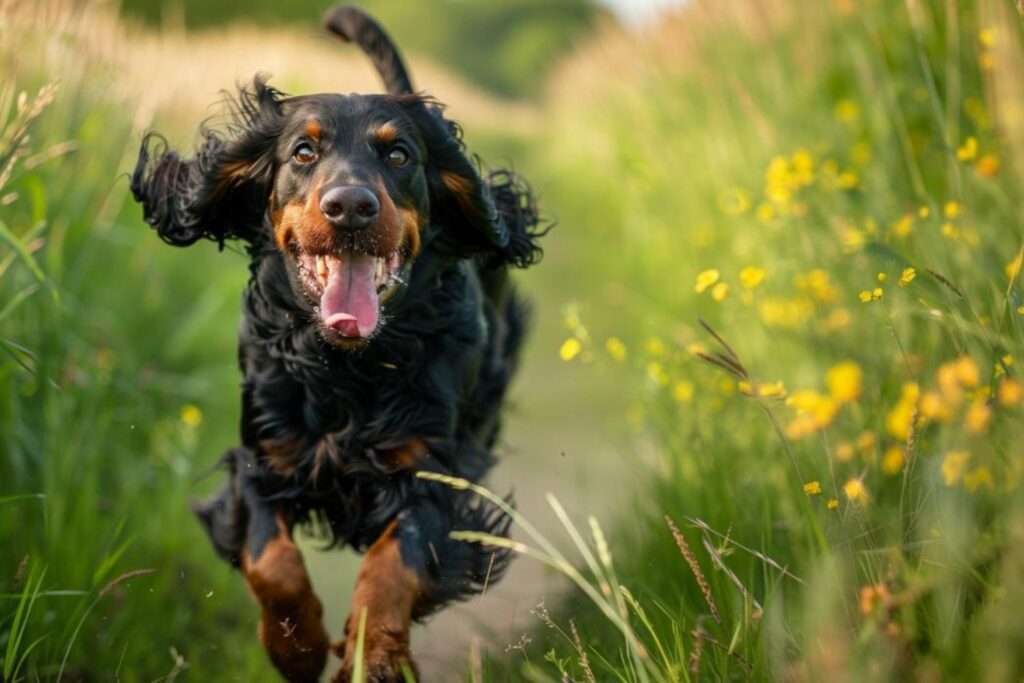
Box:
left=132, top=79, right=522, bottom=348
left=269, top=95, right=432, bottom=344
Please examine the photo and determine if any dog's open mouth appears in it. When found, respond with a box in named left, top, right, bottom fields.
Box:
left=297, top=250, right=404, bottom=339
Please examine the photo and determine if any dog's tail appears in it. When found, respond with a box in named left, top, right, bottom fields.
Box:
left=323, top=5, right=414, bottom=96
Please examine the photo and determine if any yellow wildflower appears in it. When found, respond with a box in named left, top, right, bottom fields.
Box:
left=803, top=480, right=822, bottom=495
left=843, top=478, right=869, bottom=505
left=936, top=362, right=965, bottom=405
left=891, top=214, right=914, bottom=237
left=941, top=222, right=959, bottom=240
left=758, top=297, right=814, bottom=328
left=718, top=188, right=751, bottom=215
left=672, top=380, right=695, bottom=402
left=837, top=171, right=859, bottom=189
left=739, top=266, right=766, bottom=289
left=559, top=338, right=582, bottom=362
left=944, top=201, right=961, bottom=218
left=965, top=402, right=991, bottom=433
left=941, top=451, right=971, bottom=486
left=975, top=155, right=1000, bottom=178
left=821, top=308, right=852, bottom=333
left=180, top=404, right=203, bottom=428
left=998, top=378, right=1022, bottom=406
left=605, top=337, right=627, bottom=361
left=695, top=269, right=720, bottom=293
left=826, top=361, right=863, bottom=403
left=859, top=288, right=883, bottom=302
left=954, top=356, right=980, bottom=387
left=877, top=272, right=887, bottom=283
left=899, top=267, right=916, bottom=287
left=756, top=202, right=776, bottom=223
left=919, top=391, right=954, bottom=422
left=836, top=442, right=855, bottom=462
left=964, top=467, right=994, bottom=492
left=956, top=136, right=978, bottom=162
left=711, top=282, right=730, bottom=302
left=826, top=499, right=839, bottom=510
left=857, top=431, right=876, bottom=452
left=886, top=383, right=920, bottom=441
left=645, top=337, right=667, bottom=357
left=785, top=390, right=839, bottom=438
left=918, top=206, right=931, bottom=219
left=835, top=99, right=860, bottom=123
left=881, top=447, right=905, bottom=475
left=646, top=361, right=669, bottom=386
left=740, top=380, right=786, bottom=398
left=979, top=27, right=996, bottom=47
left=686, top=341, right=708, bottom=356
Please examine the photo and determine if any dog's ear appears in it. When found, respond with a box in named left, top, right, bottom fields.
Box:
left=131, top=77, right=284, bottom=247
left=404, top=100, right=543, bottom=267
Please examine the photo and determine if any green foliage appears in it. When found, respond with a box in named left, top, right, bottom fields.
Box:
left=0, top=25, right=266, bottom=682
left=118, top=0, right=605, bottom=97
left=509, top=0, right=1024, bottom=680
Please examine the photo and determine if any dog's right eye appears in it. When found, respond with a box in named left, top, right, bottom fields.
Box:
left=293, top=143, right=318, bottom=165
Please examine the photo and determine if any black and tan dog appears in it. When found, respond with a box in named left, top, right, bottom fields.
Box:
left=130, top=6, right=544, bottom=681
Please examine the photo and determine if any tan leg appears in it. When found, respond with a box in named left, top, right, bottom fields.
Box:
left=242, top=516, right=330, bottom=683
left=333, top=521, right=422, bottom=682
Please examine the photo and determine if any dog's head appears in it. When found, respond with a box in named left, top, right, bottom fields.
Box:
left=131, top=78, right=525, bottom=346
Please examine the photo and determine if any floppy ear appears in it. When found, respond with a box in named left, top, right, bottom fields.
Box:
left=130, top=77, right=284, bottom=248
left=405, top=101, right=544, bottom=267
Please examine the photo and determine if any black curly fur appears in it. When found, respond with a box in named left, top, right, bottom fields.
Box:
left=323, top=4, right=414, bottom=95
left=131, top=7, right=546, bottom=624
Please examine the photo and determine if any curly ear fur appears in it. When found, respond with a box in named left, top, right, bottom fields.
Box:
left=403, top=100, right=545, bottom=268
left=130, top=76, right=284, bottom=247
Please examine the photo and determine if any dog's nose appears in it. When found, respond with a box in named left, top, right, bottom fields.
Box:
left=320, top=185, right=380, bottom=231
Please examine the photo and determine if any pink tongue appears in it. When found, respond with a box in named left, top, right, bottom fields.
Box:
left=320, top=254, right=379, bottom=338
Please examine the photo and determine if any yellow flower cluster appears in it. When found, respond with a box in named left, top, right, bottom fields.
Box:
left=785, top=361, right=863, bottom=439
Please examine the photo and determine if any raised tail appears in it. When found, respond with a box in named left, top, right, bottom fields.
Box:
left=323, top=5, right=414, bottom=95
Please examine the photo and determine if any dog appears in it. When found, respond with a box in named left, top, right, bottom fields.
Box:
left=130, top=6, right=544, bottom=681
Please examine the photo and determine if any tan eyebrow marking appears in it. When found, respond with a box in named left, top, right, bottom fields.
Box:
left=304, top=120, right=322, bottom=141
left=369, top=122, right=399, bottom=144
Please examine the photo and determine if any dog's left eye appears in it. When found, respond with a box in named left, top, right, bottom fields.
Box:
left=386, top=146, right=409, bottom=167
left=293, top=143, right=318, bottom=164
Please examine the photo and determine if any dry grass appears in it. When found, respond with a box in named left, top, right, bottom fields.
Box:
left=1, top=0, right=538, bottom=141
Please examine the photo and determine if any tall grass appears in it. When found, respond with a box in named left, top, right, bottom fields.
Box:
left=483, top=0, right=1024, bottom=680
left=0, top=0, right=538, bottom=679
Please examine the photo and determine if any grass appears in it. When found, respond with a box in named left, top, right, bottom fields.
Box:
left=493, top=0, right=1024, bottom=680
left=3, top=0, right=1024, bottom=680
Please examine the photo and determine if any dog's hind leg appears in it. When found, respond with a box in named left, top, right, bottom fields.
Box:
left=194, top=448, right=329, bottom=683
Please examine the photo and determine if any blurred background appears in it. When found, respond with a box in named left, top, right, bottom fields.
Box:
left=2, top=0, right=1024, bottom=681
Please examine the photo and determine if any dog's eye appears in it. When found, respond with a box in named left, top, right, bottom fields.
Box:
left=386, top=146, right=409, bottom=167
left=293, top=143, right=318, bottom=165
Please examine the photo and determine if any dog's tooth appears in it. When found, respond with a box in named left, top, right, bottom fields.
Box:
left=376, top=257, right=384, bottom=281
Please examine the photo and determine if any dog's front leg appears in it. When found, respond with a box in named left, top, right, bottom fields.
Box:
left=333, top=520, right=421, bottom=683
left=242, top=510, right=330, bottom=683
left=196, top=448, right=329, bottom=682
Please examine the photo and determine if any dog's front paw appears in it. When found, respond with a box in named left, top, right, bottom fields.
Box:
left=332, top=628, right=417, bottom=683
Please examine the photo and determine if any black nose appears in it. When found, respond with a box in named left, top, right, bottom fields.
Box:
left=319, top=185, right=380, bottom=231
